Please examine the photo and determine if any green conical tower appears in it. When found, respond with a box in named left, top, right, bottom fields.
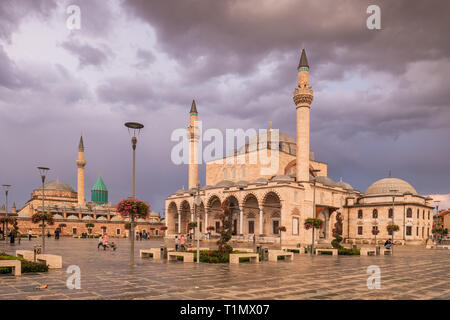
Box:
left=91, top=176, right=108, bottom=205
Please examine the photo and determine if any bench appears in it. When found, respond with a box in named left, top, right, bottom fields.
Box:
left=229, top=253, right=259, bottom=264
left=16, top=250, right=35, bottom=261
left=140, top=249, right=161, bottom=260
left=315, top=249, right=338, bottom=256
left=36, top=254, right=62, bottom=269
left=360, top=248, right=377, bottom=256
left=268, top=250, right=294, bottom=262
left=233, top=248, right=255, bottom=253
left=167, top=251, right=194, bottom=263
left=282, top=246, right=305, bottom=254
left=380, top=248, right=392, bottom=255
left=0, top=260, right=21, bottom=276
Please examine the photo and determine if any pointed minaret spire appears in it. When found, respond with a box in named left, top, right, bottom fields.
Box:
left=298, top=47, right=309, bottom=69
left=190, top=99, right=198, bottom=115
left=388, top=170, right=392, bottom=178
left=78, top=136, right=84, bottom=152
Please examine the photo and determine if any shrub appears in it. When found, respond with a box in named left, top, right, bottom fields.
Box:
left=338, top=248, right=360, bottom=255
left=116, top=198, right=150, bottom=218
left=304, top=218, right=323, bottom=230
left=0, top=253, right=49, bottom=273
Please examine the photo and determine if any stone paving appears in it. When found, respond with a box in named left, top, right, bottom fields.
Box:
left=0, top=238, right=449, bottom=300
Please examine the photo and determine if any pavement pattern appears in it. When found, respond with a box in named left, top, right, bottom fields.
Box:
left=0, top=238, right=449, bottom=300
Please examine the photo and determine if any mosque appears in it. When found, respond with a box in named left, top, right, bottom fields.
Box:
left=15, top=137, right=163, bottom=238
left=164, top=48, right=434, bottom=246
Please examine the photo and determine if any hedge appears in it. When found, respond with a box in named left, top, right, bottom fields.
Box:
left=0, top=253, right=49, bottom=274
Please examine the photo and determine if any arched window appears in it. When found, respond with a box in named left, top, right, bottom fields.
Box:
left=372, top=209, right=378, bottom=219
left=388, top=208, right=393, bottom=218
left=231, top=167, right=236, bottom=179
left=417, top=209, right=420, bottom=219
left=358, top=210, right=363, bottom=219
left=406, top=208, right=412, bottom=218
left=223, top=168, right=228, bottom=180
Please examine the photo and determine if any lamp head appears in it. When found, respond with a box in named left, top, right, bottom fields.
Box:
left=2, top=184, right=11, bottom=191
left=125, top=122, right=144, bottom=137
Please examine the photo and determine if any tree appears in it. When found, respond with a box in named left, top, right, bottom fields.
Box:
left=217, top=201, right=233, bottom=254
left=304, top=218, right=323, bottom=254
left=331, top=213, right=344, bottom=249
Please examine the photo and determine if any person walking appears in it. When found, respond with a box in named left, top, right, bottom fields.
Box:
left=28, top=230, right=32, bottom=241
left=175, top=235, right=180, bottom=251
left=102, top=233, right=108, bottom=250
left=139, top=231, right=142, bottom=241
left=98, top=234, right=104, bottom=250
left=180, top=234, right=186, bottom=251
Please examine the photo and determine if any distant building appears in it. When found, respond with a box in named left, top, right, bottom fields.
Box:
left=16, top=137, right=163, bottom=238
left=435, top=210, right=450, bottom=232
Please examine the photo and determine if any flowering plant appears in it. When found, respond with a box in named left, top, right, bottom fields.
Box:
left=276, top=226, right=286, bottom=232
left=207, top=226, right=215, bottom=231
left=85, top=223, right=95, bottom=228
left=188, top=222, right=198, bottom=229
left=116, top=198, right=150, bottom=218
left=124, top=222, right=131, bottom=230
left=304, top=218, right=323, bottom=230
left=372, top=229, right=380, bottom=235
left=386, top=224, right=400, bottom=233
left=31, top=212, right=54, bottom=225
left=159, top=226, right=168, bottom=231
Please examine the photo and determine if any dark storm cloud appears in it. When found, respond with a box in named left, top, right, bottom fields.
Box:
left=61, top=39, right=111, bottom=68
left=135, top=48, right=156, bottom=68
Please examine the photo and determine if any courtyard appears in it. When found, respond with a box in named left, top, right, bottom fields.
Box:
left=0, top=238, right=449, bottom=300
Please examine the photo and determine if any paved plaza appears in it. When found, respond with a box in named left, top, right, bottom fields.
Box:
left=0, top=238, right=449, bottom=300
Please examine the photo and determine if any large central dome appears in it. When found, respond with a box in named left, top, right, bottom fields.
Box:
left=365, top=177, right=418, bottom=196
left=42, top=181, right=75, bottom=193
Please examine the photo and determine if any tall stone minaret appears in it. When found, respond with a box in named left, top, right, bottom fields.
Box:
left=187, top=100, right=199, bottom=190
left=293, top=47, right=314, bottom=182
left=76, top=136, right=86, bottom=205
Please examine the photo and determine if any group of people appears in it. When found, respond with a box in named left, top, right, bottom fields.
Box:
left=97, top=233, right=117, bottom=251
left=135, top=230, right=150, bottom=241
left=174, top=234, right=190, bottom=251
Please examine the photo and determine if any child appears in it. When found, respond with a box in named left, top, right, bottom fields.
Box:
left=110, top=241, right=117, bottom=251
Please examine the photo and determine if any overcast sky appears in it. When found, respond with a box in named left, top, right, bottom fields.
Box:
left=0, top=0, right=449, bottom=214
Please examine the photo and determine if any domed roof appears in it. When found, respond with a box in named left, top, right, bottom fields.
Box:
left=43, top=181, right=75, bottom=192
left=365, top=177, right=418, bottom=196
left=111, top=215, right=121, bottom=221
left=201, top=185, right=214, bottom=190
left=52, top=214, right=64, bottom=219
left=315, top=176, right=338, bottom=187
left=96, top=216, right=107, bottom=221
left=149, top=211, right=160, bottom=217
left=238, top=131, right=295, bottom=153
left=176, top=189, right=187, bottom=195
left=236, top=180, right=249, bottom=188
left=271, top=175, right=293, bottom=183
left=215, top=180, right=235, bottom=188
left=252, top=177, right=268, bottom=185
left=67, top=215, right=78, bottom=221
left=91, top=176, right=107, bottom=192
left=336, top=180, right=353, bottom=190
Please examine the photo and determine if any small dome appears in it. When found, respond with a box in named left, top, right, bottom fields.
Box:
left=52, top=214, right=64, bottom=219
left=336, top=181, right=353, bottom=190
left=271, top=175, right=293, bottom=183
left=96, top=216, right=107, bottom=221
left=365, top=177, right=418, bottom=196
left=201, top=185, right=214, bottom=190
left=315, top=176, right=338, bottom=187
left=42, top=181, right=75, bottom=192
left=137, top=218, right=146, bottom=222
left=67, top=215, right=78, bottom=221
left=215, top=180, right=235, bottom=188
left=82, top=215, right=94, bottom=221
left=111, top=215, right=121, bottom=221
left=149, top=211, right=159, bottom=217
left=176, top=189, right=187, bottom=195
left=252, top=177, right=268, bottom=185
left=236, top=180, right=249, bottom=188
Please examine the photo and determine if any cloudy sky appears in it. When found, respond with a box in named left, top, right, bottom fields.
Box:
left=1, top=0, right=449, bottom=214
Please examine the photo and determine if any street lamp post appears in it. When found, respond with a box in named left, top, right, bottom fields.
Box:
left=434, top=201, right=440, bottom=242
left=389, top=189, right=398, bottom=255
left=194, top=183, right=201, bottom=264
left=125, top=122, right=144, bottom=267
left=37, top=167, right=50, bottom=253
left=311, top=169, right=321, bottom=255
left=2, top=185, right=11, bottom=240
